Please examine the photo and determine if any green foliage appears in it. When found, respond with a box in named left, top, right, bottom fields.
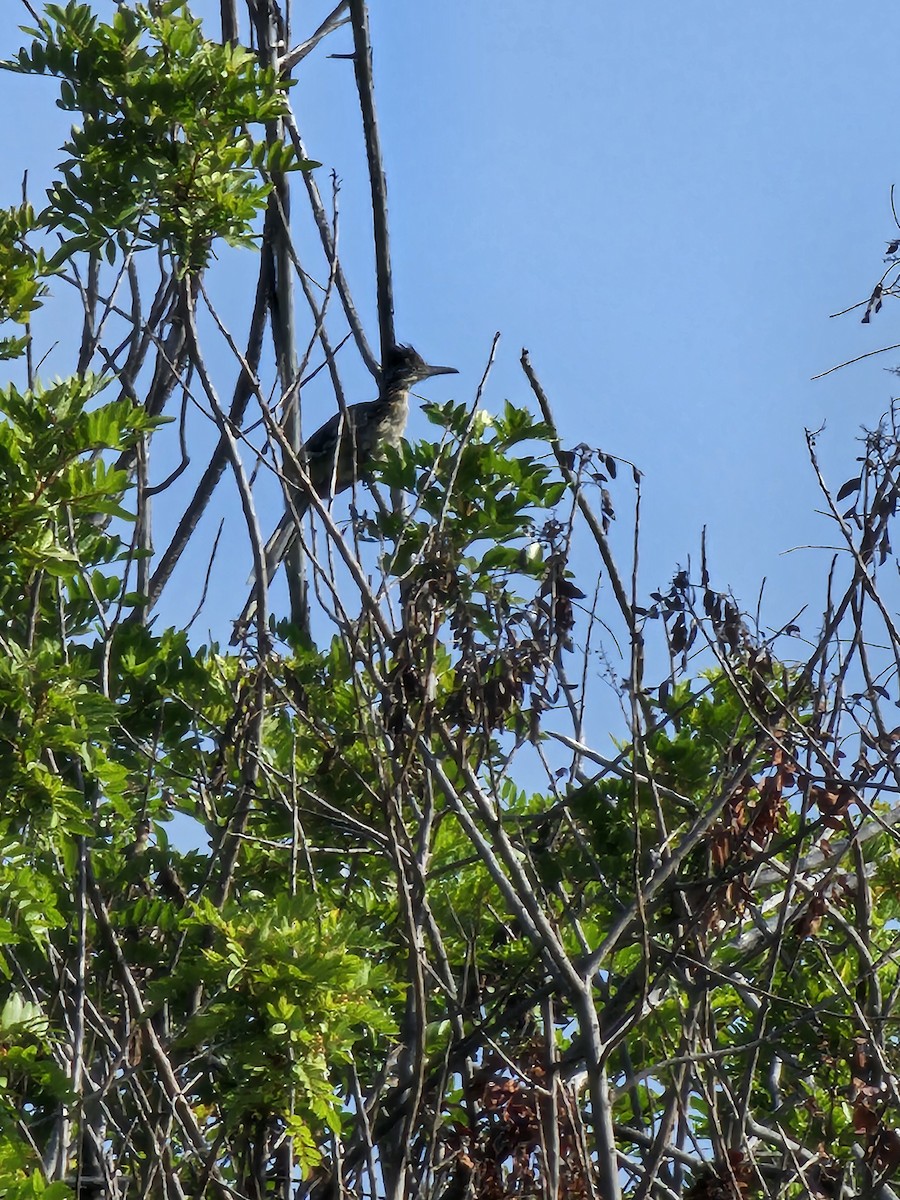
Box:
left=0, top=337, right=404, bottom=1187
left=0, top=1136, right=71, bottom=1199
left=179, top=895, right=395, bottom=1170
left=5, top=1, right=314, bottom=270
left=0, top=994, right=72, bottom=1198
left=372, top=400, right=577, bottom=737
left=0, top=206, right=55, bottom=361
left=0, top=374, right=158, bottom=629
left=3, top=5, right=898, bottom=1197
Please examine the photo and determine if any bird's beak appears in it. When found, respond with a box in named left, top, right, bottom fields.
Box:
left=420, top=363, right=458, bottom=378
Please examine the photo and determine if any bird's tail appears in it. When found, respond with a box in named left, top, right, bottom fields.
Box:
left=231, top=504, right=307, bottom=644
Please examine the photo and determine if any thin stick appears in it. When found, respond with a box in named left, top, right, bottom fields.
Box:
left=281, top=1, right=349, bottom=71
left=349, top=0, right=395, bottom=355
left=811, top=341, right=900, bottom=380
left=520, top=349, right=638, bottom=638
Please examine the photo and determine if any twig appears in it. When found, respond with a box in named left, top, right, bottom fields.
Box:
left=179, top=278, right=269, bottom=646
left=520, top=349, right=638, bottom=639
left=282, top=108, right=379, bottom=376
left=280, top=1, right=350, bottom=71
left=348, top=0, right=394, bottom=354
left=811, top=341, right=900, bottom=380
left=143, top=241, right=272, bottom=611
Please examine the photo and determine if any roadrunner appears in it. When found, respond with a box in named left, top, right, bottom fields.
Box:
left=234, top=344, right=457, bottom=637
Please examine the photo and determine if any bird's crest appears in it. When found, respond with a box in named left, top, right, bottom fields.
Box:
left=382, top=344, right=458, bottom=386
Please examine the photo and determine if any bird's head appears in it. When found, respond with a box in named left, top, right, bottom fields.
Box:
left=382, top=344, right=458, bottom=390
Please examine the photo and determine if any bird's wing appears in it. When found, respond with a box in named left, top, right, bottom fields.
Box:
left=232, top=400, right=380, bottom=643
left=302, top=400, right=385, bottom=495
left=303, top=399, right=384, bottom=458
left=303, top=408, right=345, bottom=459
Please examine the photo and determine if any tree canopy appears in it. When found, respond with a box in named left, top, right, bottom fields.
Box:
left=3, top=4, right=900, bottom=1200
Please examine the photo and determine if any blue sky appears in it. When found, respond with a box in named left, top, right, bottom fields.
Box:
left=1, top=2, right=898, bottom=642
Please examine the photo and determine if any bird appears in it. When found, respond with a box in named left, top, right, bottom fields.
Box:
left=234, top=344, right=457, bottom=639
